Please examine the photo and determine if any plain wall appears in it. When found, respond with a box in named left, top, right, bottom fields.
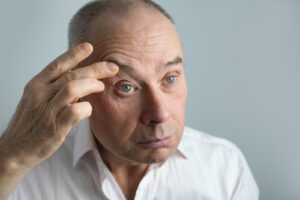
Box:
left=0, top=1, right=299, bottom=199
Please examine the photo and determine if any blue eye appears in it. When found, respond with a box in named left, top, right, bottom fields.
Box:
left=165, top=75, right=177, bottom=84
left=119, top=84, right=134, bottom=93
left=115, top=81, right=137, bottom=96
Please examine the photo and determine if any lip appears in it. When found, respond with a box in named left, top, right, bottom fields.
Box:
left=137, top=136, right=173, bottom=149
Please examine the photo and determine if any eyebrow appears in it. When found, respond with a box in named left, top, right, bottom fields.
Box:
left=106, top=56, right=184, bottom=73
left=165, top=56, right=183, bottom=68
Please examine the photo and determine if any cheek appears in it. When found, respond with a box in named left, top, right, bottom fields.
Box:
left=93, top=95, right=123, bottom=123
left=170, top=82, right=188, bottom=121
left=88, top=93, right=140, bottom=139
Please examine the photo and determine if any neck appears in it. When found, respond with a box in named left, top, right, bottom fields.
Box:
left=96, top=140, right=149, bottom=200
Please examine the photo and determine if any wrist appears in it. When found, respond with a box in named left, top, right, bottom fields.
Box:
left=0, top=137, right=32, bottom=177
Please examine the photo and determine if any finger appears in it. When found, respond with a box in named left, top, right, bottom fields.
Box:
left=35, top=42, right=93, bottom=83
left=56, top=101, right=92, bottom=134
left=52, top=61, right=119, bottom=89
left=49, top=78, right=104, bottom=114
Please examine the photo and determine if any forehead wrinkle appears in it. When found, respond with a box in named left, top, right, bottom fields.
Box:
left=92, top=38, right=175, bottom=62
left=93, top=35, right=177, bottom=53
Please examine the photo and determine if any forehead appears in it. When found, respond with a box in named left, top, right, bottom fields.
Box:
left=88, top=7, right=181, bottom=48
left=85, top=7, right=183, bottom=73
left=89, top=6, right=177, bottom=38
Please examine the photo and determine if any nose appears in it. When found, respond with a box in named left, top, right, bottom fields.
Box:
left=140, top=89, right=171, bottom=125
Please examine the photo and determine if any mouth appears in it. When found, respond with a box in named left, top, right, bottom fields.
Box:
left=137, top=136, right=173, bottom=149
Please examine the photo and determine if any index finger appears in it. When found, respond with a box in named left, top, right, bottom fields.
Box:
left=35, top=42, right=93, bottom=83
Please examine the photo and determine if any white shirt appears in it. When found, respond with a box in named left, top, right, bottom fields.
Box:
left=8, top=119, right=259, bottom=200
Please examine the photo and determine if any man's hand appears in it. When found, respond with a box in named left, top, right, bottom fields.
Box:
left=0, top=43, right=118, bottom=199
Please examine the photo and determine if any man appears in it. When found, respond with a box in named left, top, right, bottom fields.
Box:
left=0, top=0, right=259, bottom=199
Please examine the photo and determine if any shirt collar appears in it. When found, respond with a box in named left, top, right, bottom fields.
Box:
left=71, top=119, right=189, bottom=167
left=72, top=119, right=97, bottom=168
left=175, top=131, right=189, bottom=159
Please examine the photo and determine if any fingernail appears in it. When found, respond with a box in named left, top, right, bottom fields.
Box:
left=79, top=43, right=92, bottom=53
left=106, top=62, right=119, bottom=73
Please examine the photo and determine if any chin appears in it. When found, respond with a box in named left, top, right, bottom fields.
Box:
left=140, top=147, right=177, bottom=164
left=138, top=136, right=180, bottom=164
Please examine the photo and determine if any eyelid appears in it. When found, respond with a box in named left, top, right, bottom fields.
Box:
left=163, top=71, right=181, bottom=79
left=166, top=69, right=181, bottom=75
left=114, top=72, right=142, bottom=89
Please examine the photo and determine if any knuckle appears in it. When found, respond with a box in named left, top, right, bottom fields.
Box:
left=64, top=84, right=77, bottom=97
left=65, top=71, right=77, bottom=82
left=24, top=81, right=34, bottom=94
left=31, top=93, right=45, bottom=104
left=49, top=60, right=63, bottom=74
left=93, top=63, right=106, bottom=75
left=23, top=82, right=46, bottom=104
left=68, top=48, right=79, bottom=61
left=24, top=77, right=41, bottom=93
left=89, top=65, right=98, bottom=76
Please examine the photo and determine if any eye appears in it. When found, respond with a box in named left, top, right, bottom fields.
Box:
left=115, top=82, right=136, bottom=94
left=120, top=84, right=133, bottom=93
left=164, top=75, right=177, bottom=85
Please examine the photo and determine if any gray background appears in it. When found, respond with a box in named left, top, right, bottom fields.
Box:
left=0, top=1, right=299, bottom=199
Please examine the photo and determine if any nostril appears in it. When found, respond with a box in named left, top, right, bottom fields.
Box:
left=148, top=120, right=159, bottom=125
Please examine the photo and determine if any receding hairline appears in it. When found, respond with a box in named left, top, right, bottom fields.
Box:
left=68, top=0, right=176, bottom=48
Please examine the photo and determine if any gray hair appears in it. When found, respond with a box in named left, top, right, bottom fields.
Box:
left=68, top=0, right=175, bottom=48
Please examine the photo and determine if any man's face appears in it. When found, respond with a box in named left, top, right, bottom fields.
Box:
left=84, top=9, right=187, bottom=164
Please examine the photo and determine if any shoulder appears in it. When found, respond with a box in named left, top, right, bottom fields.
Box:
left=177, top=127, right=259, bottom=199
left=178, top=126, right=254, bottom=183
left=180, top=126, right=245, bottom=165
